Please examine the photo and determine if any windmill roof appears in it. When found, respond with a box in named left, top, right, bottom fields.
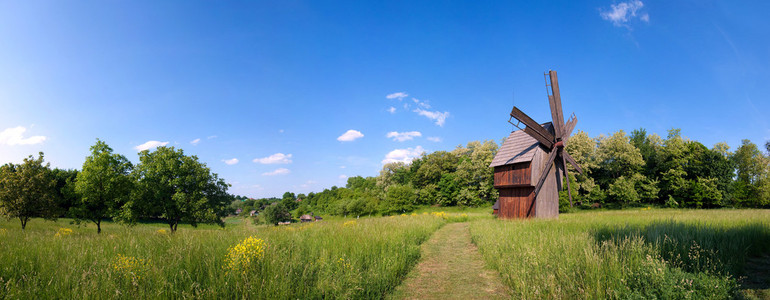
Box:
left=489, top=122, right=553, bottom=167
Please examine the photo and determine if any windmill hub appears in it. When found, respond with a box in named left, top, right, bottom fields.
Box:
left=489, top=70, right=584, bottom=219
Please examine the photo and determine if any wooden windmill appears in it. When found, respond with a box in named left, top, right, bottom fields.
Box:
left=489, top=70, right=583, bottom=218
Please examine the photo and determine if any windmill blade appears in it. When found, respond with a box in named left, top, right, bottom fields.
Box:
left=533, top=147, right=559, bottom=196
left=562, top=151, right=584, bottom=175
left=562, top=154, right=573, bottom=207
left=554, top=151, right=564, bottom=191
left=547, top=70, right=566, bottom=138
left=510, top=106, right=555, bottom=148
left=562, top=115, right=578, bottom=143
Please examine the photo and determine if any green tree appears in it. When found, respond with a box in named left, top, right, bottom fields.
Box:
left=51, top=168, right=79, bottom=216
left=380, top=184, right=416, bottom=214
left=262, top=203, right=292, bottom=225
left=72, top=140, right=134, bottom=233
left=0, top=152, right=57, bottom=229
left=281, top=191, right=298, bottom=211
left=132, top=146, right=231, bottom=232
left=731, top=140, right=770, bottom=207
left=594, top=130, right=644, bottom=183
left=452, top=140, right=498, bottom=206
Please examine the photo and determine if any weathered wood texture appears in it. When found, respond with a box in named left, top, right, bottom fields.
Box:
left=497, top=187, right=535, bottom=219
left=493, top=162, right=531, bottom=188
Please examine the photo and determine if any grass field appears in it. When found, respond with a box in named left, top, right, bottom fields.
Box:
left=470, top=209, right=770, bottom=299
left=1, top=208, right=769, bottom=299
left=0, top=214, right=447, bottom=299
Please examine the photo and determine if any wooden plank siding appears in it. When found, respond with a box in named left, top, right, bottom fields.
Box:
left=493, top=162, right=532, bottom=188
left=497, top=187, right=535, bottom=219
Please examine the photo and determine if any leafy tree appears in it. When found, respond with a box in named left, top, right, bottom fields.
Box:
left=262, top=203, right=292, bottom=225
left=51, top=168, right=79, bottom=216
left=594, top=130, right=644, bottom=184
left=72, top=140, right=134, bottom=233
left=380, top=184, right=416, bottom=214
left=0, top=152, right=57, bottom=229
left=132, top=146, right=231, bottom=232
left=452, top=140, right=498, bottom=206
left=731, top=140, right=770, bottom=207
left=608, top=176, right=639, bottom=206
left=281, top=191, right=297, bottom=211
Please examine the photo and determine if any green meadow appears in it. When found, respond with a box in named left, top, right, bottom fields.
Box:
left=1, top=208, right=769, bottom=299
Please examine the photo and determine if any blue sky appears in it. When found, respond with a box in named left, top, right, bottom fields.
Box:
left=1, top=1, right=768, bottom=198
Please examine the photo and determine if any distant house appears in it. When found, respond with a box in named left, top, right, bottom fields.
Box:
left=300, top=214, right=313, bottom=223
left=278, top=221, right=291, bottom=225
left=235, top=208, right=243, bottom=215
left=492, top=199, right=499, bottom=215
left=250, top=210, right=257, bottom=216
left=314, top=216, right=323, bottom=221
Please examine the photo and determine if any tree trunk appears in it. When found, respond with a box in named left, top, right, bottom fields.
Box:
left=97, top=220, right=101, bottom=234
left=169, top=222, right=175, bottom=233
left=20, top=217, right=27, bottom=230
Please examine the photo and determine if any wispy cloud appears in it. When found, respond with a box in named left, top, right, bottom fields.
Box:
left=339, top=174, right=348, bottom=180
left=207, top=135, right=217, bottom=139
left=262, top=168, right=290, bottom=176
left=190, top=138, right=201, bottom=145
left=414, top=108, right=449, bottom=126
left=253, top=153, right=292, bottom=164
left=386, top=92, right=408, bottom=100
left=600, top=0, right=649, bottom=27
left=135, top=140, right=169, bottom=151
left=0, top=126, right=46, bottom=146
left=300, top=180, right=317, bottom=188
left=223, top=158, right=239, bottom=165
left=337, top=129, right=364, bottom=142
left=427, top=136, right=442, bottom=142
left=382, top=146, right=425, bottom=164
left=387, top=106, right=396, bottom=114
left=386, top=131, right=422, bottom=142
left=412, top=98, right=431, bottom=109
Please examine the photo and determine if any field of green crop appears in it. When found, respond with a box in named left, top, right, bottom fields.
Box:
left=470, top=209, right=770, bottom=299
left=1, top=209, right=768, bottom=299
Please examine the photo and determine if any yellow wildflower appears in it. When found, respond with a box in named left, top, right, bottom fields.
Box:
left=54, top=228, right=73, bottom=237
left=343, top=220, right=357, bottom=227
left=431, top=212, right=447, bottom=219
left=410, top=213, right=417, bottom=216
left=156, top=229, right=168, bottom=234
left=112, top=254, right=150, bottom=281
left=0, top=228, right=7, bottom=236
left=224, top=236, right=267, bottom=275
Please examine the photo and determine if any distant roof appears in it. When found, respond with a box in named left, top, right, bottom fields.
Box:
left=493, top=199, right=499, bottom=209
left=489, top=122, right=553, bottom=168
left=300, top=214, right=313, bottom=220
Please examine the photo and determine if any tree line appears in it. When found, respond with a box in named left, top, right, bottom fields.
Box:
left=272, top=129, right=770, bottom=219
left=0, top=140, right=230, bottom=232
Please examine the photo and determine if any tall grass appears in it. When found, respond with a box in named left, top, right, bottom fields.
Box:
left=469, top=209, right=770, bottom=299
left=0, top=215, right=445, bottom=299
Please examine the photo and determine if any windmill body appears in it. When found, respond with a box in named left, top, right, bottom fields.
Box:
left=490, top=70, right=583, bottom=219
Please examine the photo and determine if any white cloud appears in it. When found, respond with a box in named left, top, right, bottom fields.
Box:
left=262, top=168, right=290, bottom=176
left=207, top=135, right=217, bottom=139
left=300, top=180, right=317, bottom=188
left=600, top=0, right=648, bottom=27
left=386, top=131, right=422, bottom=142
left=337, top=129, right=364, bottom=142
left=414, top=108, right=450, bottom=126
left=135, top=140, right=169, bottom=151
left=190, top=138, right=201, bottom=145
left=339, top=174, right=348, bottom=180
left=253, top=153, right=292, bottom=164
left=387, top=106, right=396, bottom=114
left=382, top=146, right=425, bottom=165
left=412, top=98, right=431, bottom=109
left=386, top=92, right=408, bottom=100
left=340, top=165, right=346, bottom=169
left=427, top=136, right=442, bottom=142
left=223, top=158, right=239, bottom=165
left=0, top=126, right=47, bottom=146
left=279, top=129, right=285, bottom=133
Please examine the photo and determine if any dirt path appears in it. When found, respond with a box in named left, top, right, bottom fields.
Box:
left=389, top=222, right=510, bottom=300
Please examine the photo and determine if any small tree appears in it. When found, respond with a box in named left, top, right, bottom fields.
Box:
left=262, top=203, right=292, bottom=225
left=0, top=152, right=57, bottom=229
left=72, top=140, right=133, bottom=233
